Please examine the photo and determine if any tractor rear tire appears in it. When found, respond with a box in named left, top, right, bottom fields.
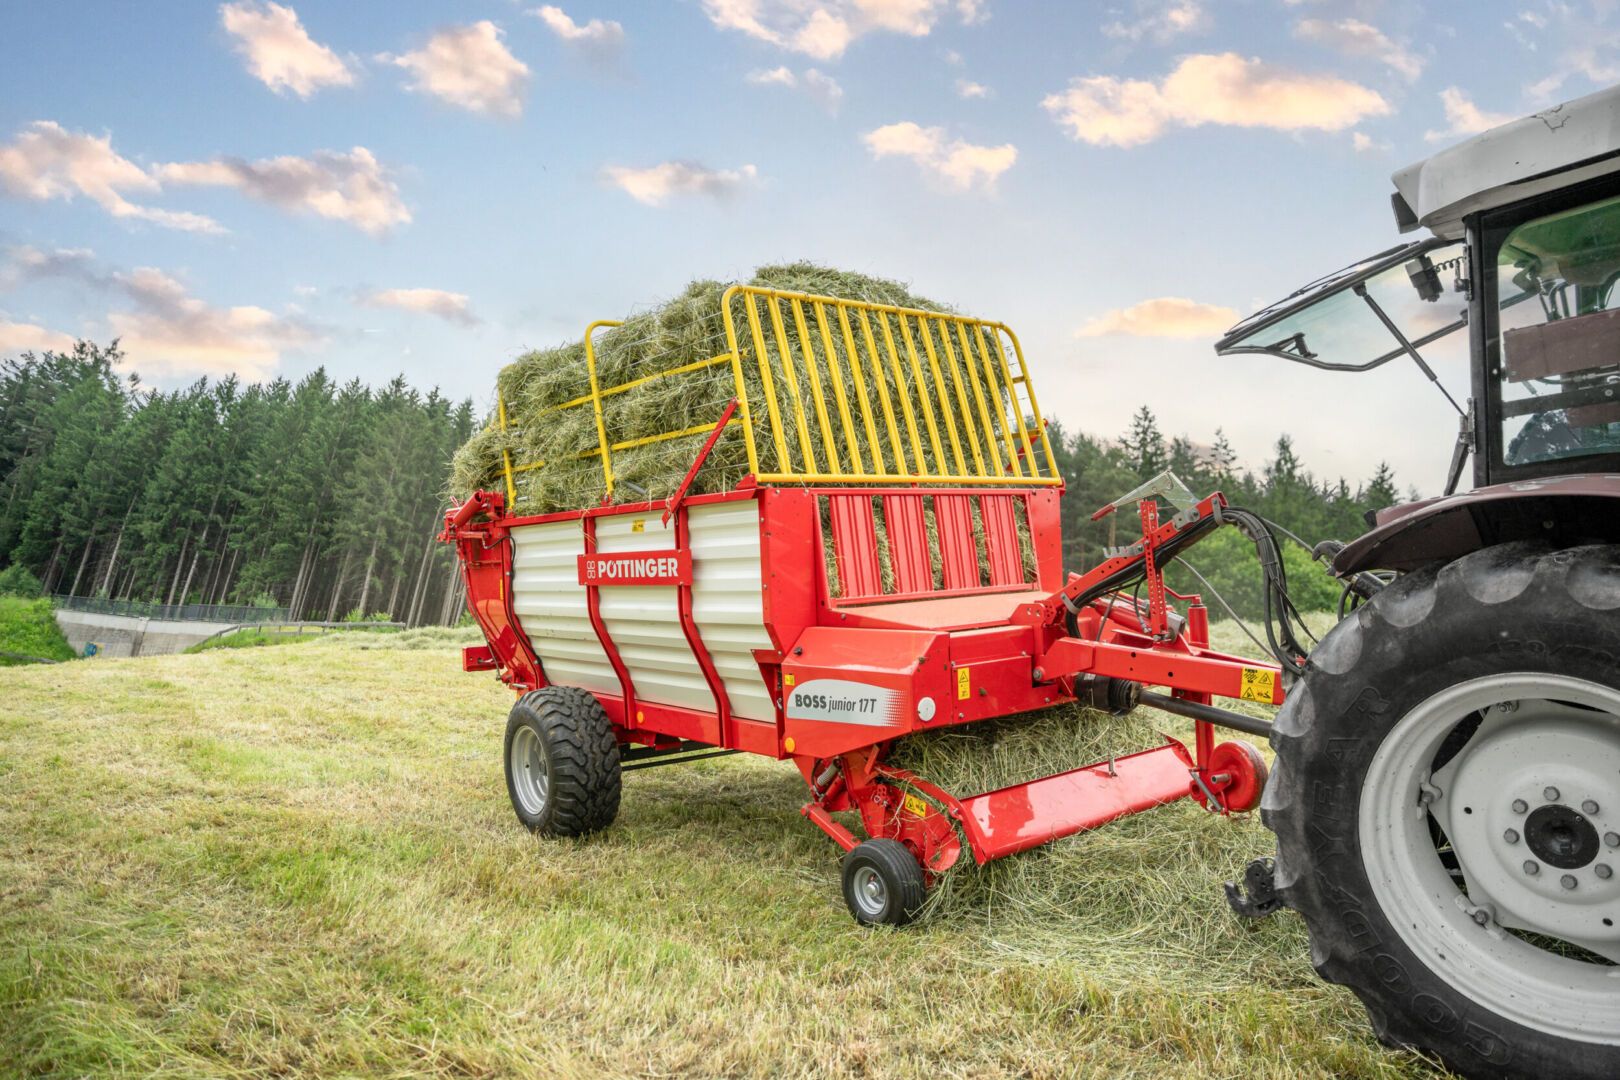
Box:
left=1265, top=543, right=1620, bottom=1080
left=842, top=839, right=926, bottom=926
left=504, top=686, right=621, bottom=837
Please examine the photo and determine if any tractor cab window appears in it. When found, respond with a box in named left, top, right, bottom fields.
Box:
left=1495, top=193, right=1620, bottom=466
left=1215, top=240, right=1470, bottom=375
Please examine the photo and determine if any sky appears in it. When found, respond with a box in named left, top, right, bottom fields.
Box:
left=1, top=0, right=1614, bottom=496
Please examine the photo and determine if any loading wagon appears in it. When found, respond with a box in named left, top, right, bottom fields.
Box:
left=444, top=285, right=1276, bottom=924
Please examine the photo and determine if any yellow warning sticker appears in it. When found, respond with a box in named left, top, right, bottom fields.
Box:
left=1239, top=667, right=1276, bottom=703
left=784, top=673, right=795, bottom=688
left=903, top=793, right=928, bottom=818
left=631, top=519, right=645, bottom=533
left=956, top=667, right=971, bottom=701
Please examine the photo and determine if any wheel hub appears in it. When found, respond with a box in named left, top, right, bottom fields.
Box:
left=1442, top=711, right=1620, bottom=947
left=1525, top=803, right=1602, bottom=870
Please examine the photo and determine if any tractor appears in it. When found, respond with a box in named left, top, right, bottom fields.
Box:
left=1217, top=83, right=1620, bottom=1079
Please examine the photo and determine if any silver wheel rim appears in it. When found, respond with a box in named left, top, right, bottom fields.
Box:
left=851, top=865, right=888, bottom=919
left=510, top=726, right=550, bottom=817
left=1360, top=672, right=1620, bottom=1044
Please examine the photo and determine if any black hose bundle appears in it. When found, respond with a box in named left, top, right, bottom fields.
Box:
left=1221, top=507, right=1316, bottom=678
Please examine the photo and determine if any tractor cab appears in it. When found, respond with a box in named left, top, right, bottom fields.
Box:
left=1217, top=83, right=1620, bottom=495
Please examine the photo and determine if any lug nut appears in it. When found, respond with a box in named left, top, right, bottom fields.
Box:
left=1562, top=874, right=1579, bottom=891
left=1607, top=832, right=1620, bottom=848
left=1524, top=860, right=1540, bottom=875
left=1583, top=800, right=1600, bottom=815
left=1472, top=909, right=1490, bottom=926
left=1512, top=799, right=1529, bottom=814
left=1503, top=829, right=1521, bottom=845
left=1597, top=864, right=1614, bottom=881
left=1545, top=786, right=1562, bottom=802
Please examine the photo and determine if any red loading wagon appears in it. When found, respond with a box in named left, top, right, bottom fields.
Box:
left=445, top=285, right=1281, bottom=924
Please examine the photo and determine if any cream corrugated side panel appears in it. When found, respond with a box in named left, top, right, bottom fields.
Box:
left=594, top=511, right=714, bottom=714
left=687, top=501, right=775, bottom=722
left=509, top=519, right=617, bottom=695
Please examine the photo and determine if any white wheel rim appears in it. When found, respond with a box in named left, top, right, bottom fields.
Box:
left=852, top=865, right=888, bottom=919
left=510, top=726, right=550, bottom=816
left=1360, top=673, right=1620, bottom=1044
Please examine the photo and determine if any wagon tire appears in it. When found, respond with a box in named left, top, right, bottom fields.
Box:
left=504, top=686, right=621, bottom=837
left=842, top=839, right=926, bottom=927
left=1264, top=543, right=1620, bottom=1080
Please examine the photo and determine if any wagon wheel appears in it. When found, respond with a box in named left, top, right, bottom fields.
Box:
left=504, top=686, right=621, bottom=837
left=1265, top=544, right=1620, bottom=1080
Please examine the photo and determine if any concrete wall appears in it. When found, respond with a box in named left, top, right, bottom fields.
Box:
left=54, top=609, right=236, bottom=658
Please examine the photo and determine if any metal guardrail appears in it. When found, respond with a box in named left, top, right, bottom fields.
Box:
left=189, top=621, right=408, bottom=649
left=51, top=595, right=292, bottom=623
left=0, top=650, right=62, bottom=665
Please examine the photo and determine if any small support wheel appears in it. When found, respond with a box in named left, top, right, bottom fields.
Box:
left=1210, top=740, right=1269, bottom=813
left=841, top=839, right=926, bottom=926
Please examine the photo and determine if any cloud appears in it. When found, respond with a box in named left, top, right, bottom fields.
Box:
left=1424, top=87, right=1518, bottom=142
left=745, top=65, right=844, bottom=111
left=601, top=161, right=758, bottom=206
left=1351, top=131, right=1390, bottom=153
left=955, top=78, right=991, bottom=99
left=158, top=147, right=409, bottom=235
left=862, top=121, right=1016, bottom=192
left=1042, top=53, right=1389, bottom=148
left=701, top=0, right=980, bottom=61
left=1075, top=297, right=1238, bottom=339
left=382, top=21, right=528, bottom=117
left=0, top=121, right=222, bottom=233
left=0, top=319, right=76, bottom=356
left=531, top=5, right=625, bottom=66
left=358, top=287, right=480, bottom=326
left=1294, top=18, right=1424, bottom=81
left=1103, top=1, right=1210, bottom=43
left=5, top=245, right=317, bottom=379
left=220, top=1, right=356, bottom=98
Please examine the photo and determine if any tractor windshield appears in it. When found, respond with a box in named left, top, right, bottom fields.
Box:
left=1491, top=192, right=1620, bottom=467
left=1214, top=238, right=1469, bottom=373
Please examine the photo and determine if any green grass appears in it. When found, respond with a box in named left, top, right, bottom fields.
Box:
left=0, top=597, right=75, bottom=666
left=0, top=627, right=1445, bottom=1078
left=184, top=624, right=410, bottom=654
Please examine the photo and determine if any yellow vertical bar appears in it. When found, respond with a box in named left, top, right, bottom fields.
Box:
left=583, top=320, right=622, bottom=498
left=981, top=325, right=1038, bottom=477
left=916, top=317, right=967, bottom=475
left=997, top=323, right=1060, bottom=480
left=789, top=297, right=840, bottom=474
left=744, top=293, right=794, bottom=474
left=969, top=321, right=1024, bottom=477
left=720, top=286, right=761, bottom=479
left=765, top=293, right=818, bottom=472
left=496, top=395, right=517, bottom=507
left=813, top=301, right=864, bottom=474
left=837, top=305, right=887, bottom=475
left=954, top=320, right=1006, bottom=477
left=876, top=310, right=926, bottom=475
left=934, top=317, right=989, bottom=476
left=856, top=307, right=910, bottom=476
left=897, top=314, right=946, bottom=477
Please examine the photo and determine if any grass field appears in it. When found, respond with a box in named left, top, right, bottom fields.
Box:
left=0, top=627, right=1444, bottom=1079
left=0, top=597, right=75, bottom=666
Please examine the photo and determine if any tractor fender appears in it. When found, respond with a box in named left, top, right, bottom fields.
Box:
left=1331, top=473, right=1620, bottom=574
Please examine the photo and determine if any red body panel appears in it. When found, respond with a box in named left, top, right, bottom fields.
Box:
left=447, top=473, right=1279, bottom=872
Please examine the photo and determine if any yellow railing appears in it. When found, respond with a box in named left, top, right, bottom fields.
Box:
left=720, top=285, right=1059, bottom=486
left=495, top=287, right=1059, bottom=507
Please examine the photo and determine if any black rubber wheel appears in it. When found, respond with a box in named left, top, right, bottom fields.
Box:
left=1264, top=543, right=1620, bottom=1080
left=503, top=686, right=621, bottom=837
left=841, top=839, right=926, bottom=926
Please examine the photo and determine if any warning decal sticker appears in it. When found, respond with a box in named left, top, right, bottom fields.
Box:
left=956, top=667, right=971, bottom=701
left=1239, top=666, right=1276, bottom=703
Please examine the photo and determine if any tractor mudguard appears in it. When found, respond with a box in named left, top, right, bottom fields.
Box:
left=1331, top=474, right=1620, bottom=575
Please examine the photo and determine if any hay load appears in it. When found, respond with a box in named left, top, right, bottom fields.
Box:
left=449, top=262, right=956, bottom=515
